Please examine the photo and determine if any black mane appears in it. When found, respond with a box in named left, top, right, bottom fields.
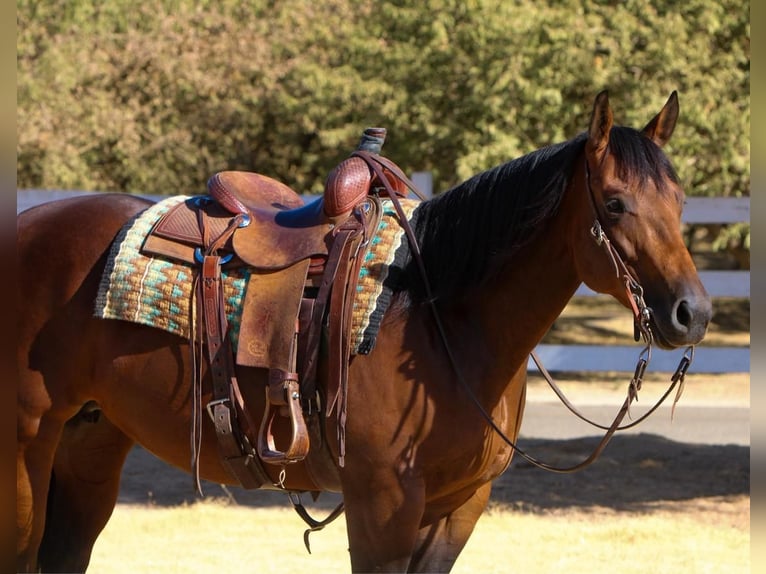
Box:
left=400, top=126, right=677, bottom=303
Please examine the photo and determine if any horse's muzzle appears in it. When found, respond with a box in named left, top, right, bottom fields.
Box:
left=652, top=291, right=713, bottom=349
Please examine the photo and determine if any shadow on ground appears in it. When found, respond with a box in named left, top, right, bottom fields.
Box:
left=118, top=433, right=748, bottom=512
left=494, top=433, right=748, bottom=511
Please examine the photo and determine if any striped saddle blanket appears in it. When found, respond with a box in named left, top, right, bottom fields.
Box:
left=94, top=195, right=418, bottom=355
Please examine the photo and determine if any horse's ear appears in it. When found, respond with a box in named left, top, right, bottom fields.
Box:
left=641, top=91, right=679, bottom=147
left=587, top=90, right=613, bottom=165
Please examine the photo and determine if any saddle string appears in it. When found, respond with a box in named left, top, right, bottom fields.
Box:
left=190, top=209, right=210, bottom=495
left=364, top=152, right=693, bottom=473
left=191, top=275, right=204, bottom=495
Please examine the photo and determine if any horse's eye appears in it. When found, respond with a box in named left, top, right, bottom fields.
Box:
left=605, top=198, right=625, bottom=216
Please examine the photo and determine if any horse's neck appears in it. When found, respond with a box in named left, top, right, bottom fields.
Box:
left=464, top=213, right=581, bottom=387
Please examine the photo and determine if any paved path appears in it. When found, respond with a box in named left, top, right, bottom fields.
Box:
left=520, top=402, right=750, bottom=446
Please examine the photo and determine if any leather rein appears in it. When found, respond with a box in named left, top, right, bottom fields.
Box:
left=358, top=151, right=695, bottom=474
left=290, top=152, right=695, bottom=549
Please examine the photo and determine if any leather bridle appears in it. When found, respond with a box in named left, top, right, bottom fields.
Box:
left=583, top=157, right=653, bottom=343
left=367, top=151, right=695, bottom=473
left=527, top=159, right=694, bottom=440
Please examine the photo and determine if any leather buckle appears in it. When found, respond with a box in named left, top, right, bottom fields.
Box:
left=206, top=397, right=231, bottom=422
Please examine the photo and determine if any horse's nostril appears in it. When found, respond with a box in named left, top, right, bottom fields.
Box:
left=675, top=299, right=693, bottom=330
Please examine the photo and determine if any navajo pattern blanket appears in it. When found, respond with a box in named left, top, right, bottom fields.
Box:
left=94, top=195, right=418, bottom=355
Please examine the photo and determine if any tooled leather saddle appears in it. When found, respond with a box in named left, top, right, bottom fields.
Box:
left=141, top=128, right=418, bottom=490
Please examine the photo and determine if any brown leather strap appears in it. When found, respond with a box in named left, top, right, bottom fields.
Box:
left=325, top=227, right=365, bottom=467
left=199, top=255, right=240, bottom=463
left=198, top=254, right=271, bottom=487
left=287, top=492, right=346, bottom=554
left=296, top=296, right=317, bottom=410
left=299, top=224, right=359, bottom=406
left=530, top=349, right=682, bottom=431
left=324, top=225, right=363, bottom=416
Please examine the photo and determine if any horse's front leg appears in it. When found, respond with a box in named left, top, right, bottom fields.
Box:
left=341, top=467, right=426, bottom=572
left=408, top=482, right=492, bottom=573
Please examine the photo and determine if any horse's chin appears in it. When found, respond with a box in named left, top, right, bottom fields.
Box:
left=651, top=329, right=680, bottom=351
left=650, top=318, right=705, bottom=350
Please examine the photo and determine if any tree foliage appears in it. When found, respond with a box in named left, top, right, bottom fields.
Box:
left=18, top=0, right=749, bottom=202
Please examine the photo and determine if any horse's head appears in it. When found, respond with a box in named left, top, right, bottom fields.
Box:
left=571, top=91, right=712, bottom=349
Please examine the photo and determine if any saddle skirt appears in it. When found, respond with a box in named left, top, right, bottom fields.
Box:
left=94, top=194, right=419, bottom=356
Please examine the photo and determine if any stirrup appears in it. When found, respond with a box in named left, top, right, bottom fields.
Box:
left=257, top=369, right=310, bottom=464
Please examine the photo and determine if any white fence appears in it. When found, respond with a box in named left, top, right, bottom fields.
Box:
left=17, top=190, right=749, bottom=374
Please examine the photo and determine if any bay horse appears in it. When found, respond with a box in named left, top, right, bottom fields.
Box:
left=17, top=91, right=711, bottom=572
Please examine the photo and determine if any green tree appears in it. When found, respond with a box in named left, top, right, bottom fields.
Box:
left=18, top=0, right=749, bottom=206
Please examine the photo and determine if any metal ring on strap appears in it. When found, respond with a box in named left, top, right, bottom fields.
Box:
left=194, top=248, right=234, bottom=265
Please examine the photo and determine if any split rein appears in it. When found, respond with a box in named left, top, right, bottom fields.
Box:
left=289, top=153, right=695, bottom=549
left=521, top=216, right=694, bottom=473
left=366, top=152, right=695, bottom=474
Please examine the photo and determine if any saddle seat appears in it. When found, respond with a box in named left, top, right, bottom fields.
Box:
left=143, top=153, right=388, bottom=271
left=209, top=155, right=377, bottom=219
left=207, top=171, right=306, bottom=214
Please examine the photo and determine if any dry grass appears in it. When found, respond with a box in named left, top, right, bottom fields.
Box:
left=88, top=497, right=749, bottom=573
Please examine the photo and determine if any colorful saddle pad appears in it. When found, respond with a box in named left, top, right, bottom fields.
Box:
left=94, top=195, right=418, bottom=355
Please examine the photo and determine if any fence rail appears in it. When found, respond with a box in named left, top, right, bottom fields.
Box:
left=17, top=190, right=749, bottom=374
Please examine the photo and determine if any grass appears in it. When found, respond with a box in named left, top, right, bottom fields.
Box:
left=88, top=498, right=749, bottom=573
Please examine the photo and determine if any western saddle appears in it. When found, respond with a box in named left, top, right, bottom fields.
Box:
left=141, top=128, right=421, bottom=491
